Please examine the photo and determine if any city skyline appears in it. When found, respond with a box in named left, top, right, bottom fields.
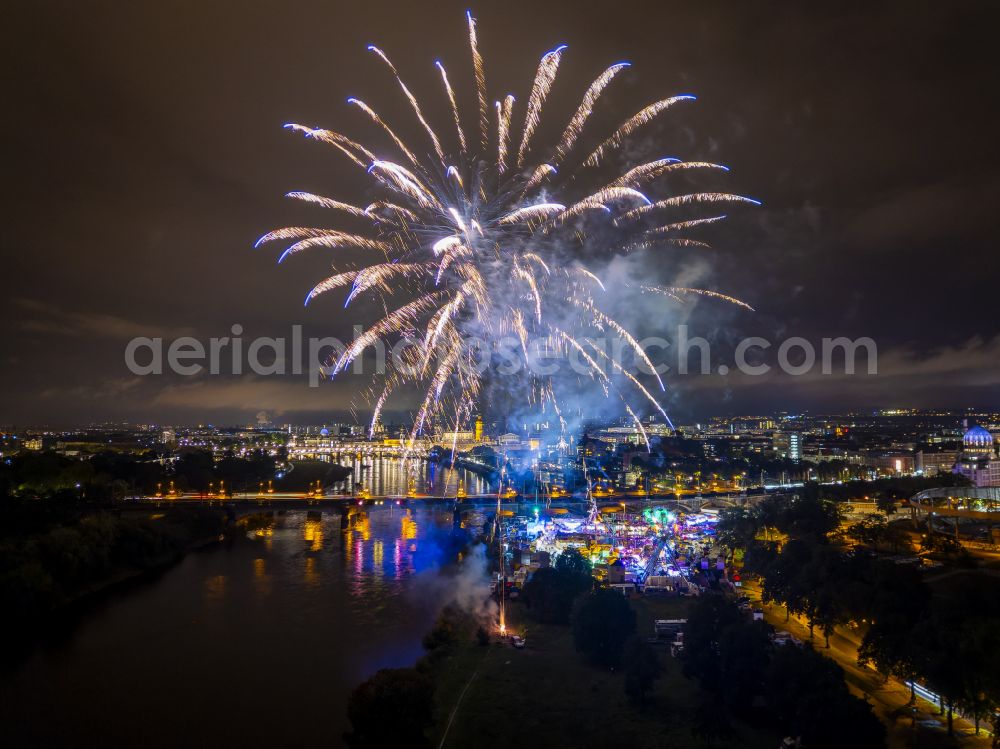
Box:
left=5, top=404, right=1000, bottom=432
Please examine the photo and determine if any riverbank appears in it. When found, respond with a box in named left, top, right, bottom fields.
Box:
left=2, top=507, right=460, bottom=748
left=60, top=529, right=225, bottom=605
left=0, top=506, right=228, bottom=648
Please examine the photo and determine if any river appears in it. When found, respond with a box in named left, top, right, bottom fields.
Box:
left=0, top=505, right=484, bottom=747
left=329, top=454, right=493, bottom=496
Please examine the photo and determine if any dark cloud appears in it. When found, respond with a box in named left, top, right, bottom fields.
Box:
left=1, top=0, right=998, bottom=425
left=12, top=299, right=195, bottom=340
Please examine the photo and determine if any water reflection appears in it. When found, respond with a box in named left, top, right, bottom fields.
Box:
left=401, top=510, right=417, bottom=541
left=303, top=517, right=323, bottom=551
left=0, top=507, right=464, bottom=748
left=204, top=574, right=226, bottom=601
left=252, top=557, right=272, bottom=596
left=302, top=556, right=318, bottom=587
left=350, top=512, right=371, bottom=541
left=314, top=455, right=491, bottom=496
left=372, top=540, right=384, bottom=579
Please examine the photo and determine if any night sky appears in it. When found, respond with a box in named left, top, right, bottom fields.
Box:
left=2, top=0, right=999, bottom=427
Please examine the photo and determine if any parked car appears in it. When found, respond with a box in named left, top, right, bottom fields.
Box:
left=773, top=631, right=803, bottom=647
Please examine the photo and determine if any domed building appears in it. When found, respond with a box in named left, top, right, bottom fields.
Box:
left=963, top=425, right=993, bottom=455
left=954, top=423, right=1000, bottom=487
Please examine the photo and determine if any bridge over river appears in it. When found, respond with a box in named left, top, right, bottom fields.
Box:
left=126, top=490, right=769, bottom=519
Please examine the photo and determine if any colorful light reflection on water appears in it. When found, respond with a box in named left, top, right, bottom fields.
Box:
left=0, top=506, right=476, bottom=748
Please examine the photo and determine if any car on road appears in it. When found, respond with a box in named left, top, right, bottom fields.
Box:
left=511, top=635, right=525, bottom=649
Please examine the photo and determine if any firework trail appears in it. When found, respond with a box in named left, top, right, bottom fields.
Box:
left=259, top=11, right=759, bottom=445
left=467, top=10, right=489, bottom=150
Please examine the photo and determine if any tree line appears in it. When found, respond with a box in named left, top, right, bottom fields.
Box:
left=719, top=494, right=1000, bottom=741
left=0, top=448, right=282, bottom=502
left=680, top=594, right=886, bottom=747
left=0, top=507, right=227, bottom=643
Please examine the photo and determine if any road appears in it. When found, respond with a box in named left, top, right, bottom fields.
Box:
left=742, top=580, right=993, bottom=747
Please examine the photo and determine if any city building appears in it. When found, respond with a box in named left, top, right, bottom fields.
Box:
left=869, top=453, right=916, bottom=475
left=437, top=430, right=477, bottom=451
left=915, top=449, right=960, bottom=475
left=772, top=431, right=801, bottom=461
left=953, top=424, right=1000, bottom=487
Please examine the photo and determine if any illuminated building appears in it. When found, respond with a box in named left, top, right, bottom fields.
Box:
left=474, top=415, right=484, bottom=443
left=437, top=430, right=477, bottom=451
left=953, top=424, right=1000, bottom=487
left=962, top=424, right=994, bottom=457
left=870, top=454, right=915, bottom=475
left=497, top=433, right=521, bottom=448
left=915, top=449, right=960, bottom=475
left=772, top=431, right=801, bottom=461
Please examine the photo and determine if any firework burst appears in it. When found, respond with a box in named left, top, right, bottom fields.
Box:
left=258, top=11, right=759, bottom=449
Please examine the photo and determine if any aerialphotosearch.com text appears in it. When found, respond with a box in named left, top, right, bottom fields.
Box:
left=124, top=324, right=878, bottom=386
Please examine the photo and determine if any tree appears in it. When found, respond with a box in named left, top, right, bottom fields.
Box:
left=846, top=514, right=915, bottom=556
left=680, top=594, right=745, bottom=692
left=920, top=531, right=969, bottom=562
left=344, top=668, right=434, bottom=749
left=718, top=620, right=773, bottom=713
left=757, top=495, right=788, bottom=541
left=571, top=588, right=636, bottom=668
left=741, top=539, right=778, bottom=579
left=781, top=495, right=841, bottom=541
left=554, top=546, right=591, bottom=578
left=717, top=506, right=760, bottom=550
left=690, top=692, right=735, bottom=747
left=857, top=560, right=931, bottom=698
left=881, top=520, right=914, bottom=555
left=622, top=636, right=663, bottom=707
left=846, top=514, right=885, bottom=548
left=422, top=604, right=470, bottom=652
left=522, top=548, right=591, bottom=624
left=798, top=544, right=848, bottom=646
left=215, top=452, right=278, bottom=491
left=875, top=493, right=898, bottom=515
left=765, top=645, right=885, bottom=748
left=172, top=450, right=215, bottom=492
left=915, top=576, right=1000, bottom=737
left=759, top=538, right=811, bottom=622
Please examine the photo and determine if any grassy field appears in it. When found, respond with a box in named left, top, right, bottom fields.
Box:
left=425, top=595, right=779, bottom=749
